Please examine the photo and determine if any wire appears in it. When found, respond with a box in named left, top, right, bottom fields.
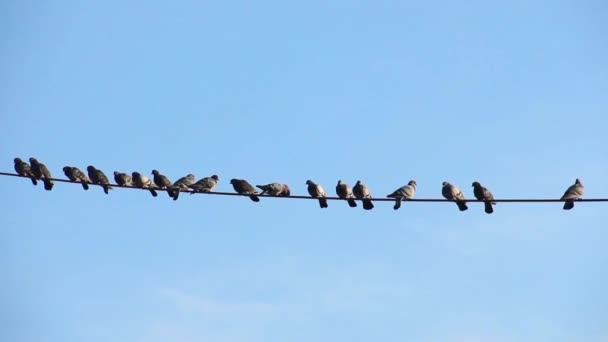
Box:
left=1, top=171, right=603, bottom=203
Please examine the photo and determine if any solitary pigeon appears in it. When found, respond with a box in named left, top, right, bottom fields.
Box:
left=230, top=179, right=260, bottom=202
left=353, top=180, right=374, bottom=210
left=256, top=183, right=290, bottom=196
left=63, top=166, right=91, bottom=190
left=472, top=181, right=495, bottom=214
left=387, top=180, right=417, bottom=210
left=152, top=170, right=174, bottom=198
left=29, top=157, right=54, bottom=190
left=171, top=174, right=196, bottom=200
left=87, top=165, right=112, bottom=194
left=113, top=171, right=133, bottom=187
left=14, top=158, right=37, bottom=185
left=132, top=172, right=158, bottom=197
left=336, top=180, right=357, bottom=207
left=306, top=180, right=328, bottom=208
left=190, top=175, right=219, bottom=193
left=561, top=178, right=585, bottom=210
left=442, top=181, right=468, bottom=211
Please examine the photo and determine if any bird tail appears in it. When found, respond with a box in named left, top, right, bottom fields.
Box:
left=362, top=199, right=374, bottom=210
left=393, top=198, right=402, bottom=210
left=249, top=195, right=260, bottom=202
left=149, top=189, right=158, bottom=197
left=457, top=200, right=468, bottom=211
left=318, top=198, right=328, bottom=208
left=173, top=190, right=180, bottom=201
left=563, top=200, right=574, bottom=210
left=30, top=177, right=38, bottom=186
left=43, top=179, right=54, bottom=191
left=81, top=182, right=89, bottom=190
left=484, top=201, right=494, bottom=214
left=103, top=185, right=112, bottom=194
left=347, top=199, right=357, bottom=207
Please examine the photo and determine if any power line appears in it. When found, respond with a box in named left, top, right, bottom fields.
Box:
left=1, top=171, right=603, bottom=204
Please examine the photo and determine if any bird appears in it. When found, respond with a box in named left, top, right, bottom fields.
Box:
left=387, top=180, right=417, bottom=210
left=152, top=170, right=174, bottom=198
left=306, top=180, right=328, bottom=208
left=29, top=157, right=54, bottom=190
left=442, top=181, right=468, bottom=211
left=336, top=180, right=357, bottom=207
left=87, top=165, right=112, bottom=194
left=472, top=181, right=495, bottom=214
left=230, top=179, right=260, bottom=202
left=190, top=175, right=219, bottom=194
left=132, top=172, right=158, bottom=197
left=256, top=183, right=290, bottom=196
left=63, top=166, right=91, bottom=190
left=170, top=174, right=196, bottom=200
left=353, top=180, right=374, bottom=210
left=561, top=178, right=585, bottom=210
left=113, top=171, right=133, bottom=187
left=14, top=157, right=37, bottom=185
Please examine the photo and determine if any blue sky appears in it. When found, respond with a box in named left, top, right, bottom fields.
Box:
left=1, top=1, right=607, bottom=341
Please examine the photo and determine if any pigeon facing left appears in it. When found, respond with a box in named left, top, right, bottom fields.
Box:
left=63, top=166, right=92, bottom=190
left=561, top=178, right=584, bottom=210
left=353, top=180, right=374, bottom=210
left=14, top=158, right=37, bottom=186
left=29, top=157, right=54, bottom=190
left=472, top=181, right=495, bottom=214
left=230, top=179, right=260, bottom=202
left=442, top=181, right=468, bottom=211
left=306, top=180, right=328, bottom=208
left=114, top=171, right=133, bottom=187
left=87, top=165, right=112, bottom=194
left=256, top=183, right=290, bottom=196
left=336, top=180, right=357, bottom=207
left=132, top=172, right=158, bottom=197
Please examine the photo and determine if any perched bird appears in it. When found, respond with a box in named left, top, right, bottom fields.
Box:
left=442, top=181, right=468, bottom=211
left=256, top=183, right=290, bottom=196
left=353, top=180, right=374, bottom=210
left=63, top=166, right=91, bottom=190
left=306, top=180, right=328, bottom=208
left=14, top=157, right=37, bottom=185
left=171, top=174, right=196, bottom=200
left=561, top=178, right=585, bottom=210
left=190, top=175, right=219, bottom=194
left=152, top=170, right=174, bottom=198
left=472, top=181, right=495, bottom=214
left=113, top=171, right=133, bottom=187
left=87, top=165, right=112, bottom=194
left=132, top=172, right=158, bottom=197
left=336, top=180, right=357, bottom=208
left=230, top=179, right=260, bottom=202
left=29, top=157, right=54, bottom=190
left=387, top=180, right=417, bottom=210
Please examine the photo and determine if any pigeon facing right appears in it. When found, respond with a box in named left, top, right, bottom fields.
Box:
left=442, top=181, right=468, bottom=211
left=353, top=180, right=374, bottom=210
left=171, top=174, right=196, bottom=200
left=472, top=181, right=495, bottom=214
left=230, top=179, right=260, bottom=202
left=336, top=180, right=357, bottom=207
left=63, top=166, right=91, bottom=190
left=14, top=158, right=37, bottom=185
left=152, top=170, right=174, bottom=198
left=256, top=183, right=290, bottom=196
left=132, top=172, right=158, bottom=197
left=387, top=180, right=417, bottom=210
left=190, top=175, right=219, bottom=193
left=29, top=157, right=54, bottom=190
left=306, top=180, right=328, bottom=208
left=561, top=178, right=585, bottom=210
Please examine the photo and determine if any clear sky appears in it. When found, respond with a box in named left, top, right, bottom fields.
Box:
left=1, top=1, right=607, bottom=341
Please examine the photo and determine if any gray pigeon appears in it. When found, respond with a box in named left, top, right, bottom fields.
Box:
left=336, top=180, right=357, bottom=207
left=87, top=165, right=112, bottom=194
left=29, top=157, right=54, bottom=190
left=152, top=170, right=174, bottom=198
left=256, top=183, right=290, bottom=196
left=306, top=180, right=328, bottom=208
left=561, top=178, right=584, bottom=210
left=171, top=174, right=196, bottom=200
left=442, top=181, right=468, bottom=211
left=190, top=175, right=219, bottom=194
left=353, top=180, right=374, bottom=210
left=14, top=157, right=37, bottom=185
left=113, top=171, right=133, bottom=187
left=63, top=166, right=92, bottom=190
left=472, top=181, right=495, bottom=214
left=230, top=179, right=260, bottom=202
left=387, top=180, right=417, bottom=210
left=132, top=172, right=158, bottom=197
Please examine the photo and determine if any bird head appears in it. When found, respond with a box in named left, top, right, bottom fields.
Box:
left=132, top=172, right=141, bottom=177
left=211, top=175, right=219, bottom=181
left=152, top=170, right=159, bottom=175
left=442, top=181, right=448, bottom=186
left=29, top=157, right=38, bottom=164
left=409, top=180, right=417, bottom=186
left=14, top=157, right=22, bottom=164
left=472, top=181, right=481, bottom=187
left=87, top=165, right=95, bottom=172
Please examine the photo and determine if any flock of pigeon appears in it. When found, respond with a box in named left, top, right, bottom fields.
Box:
left=12, top=157, right=586, bottom=213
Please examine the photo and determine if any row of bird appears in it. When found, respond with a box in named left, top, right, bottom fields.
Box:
left=13, top=157, right=585, bottom=213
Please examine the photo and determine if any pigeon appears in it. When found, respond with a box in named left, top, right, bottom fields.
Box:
left=256, top=183, right=290, bottom=196
left=306, top=180, right=328, bottom=208
left=14, top=158, right=37, bottom=185
left=472, top=181, right=495, bottom=214
left=230, top=179, right=260, bottom=202
left=353, top=180, right=374, bottom=210
left=387, top=180, right=417, bottom=210
left=29, top=157, right=54, bottom=190
left=190, top=175, right=219, bottom=194
left=561, top=178, right=585, bottom=210
left=170, top=174, right=196, bottom=200
left=442, top=181, right=468, bottom=211
left=152, top=170, right=174, bottom=198
left=87, top=165, right=112, bottom=194
left=132, top=172, right=158, bottom=197
left=113, top=171, right=133, bottom=187
left=336, top=180, right=357, bottom=207
left=63, top=166, right=91, bottom=190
